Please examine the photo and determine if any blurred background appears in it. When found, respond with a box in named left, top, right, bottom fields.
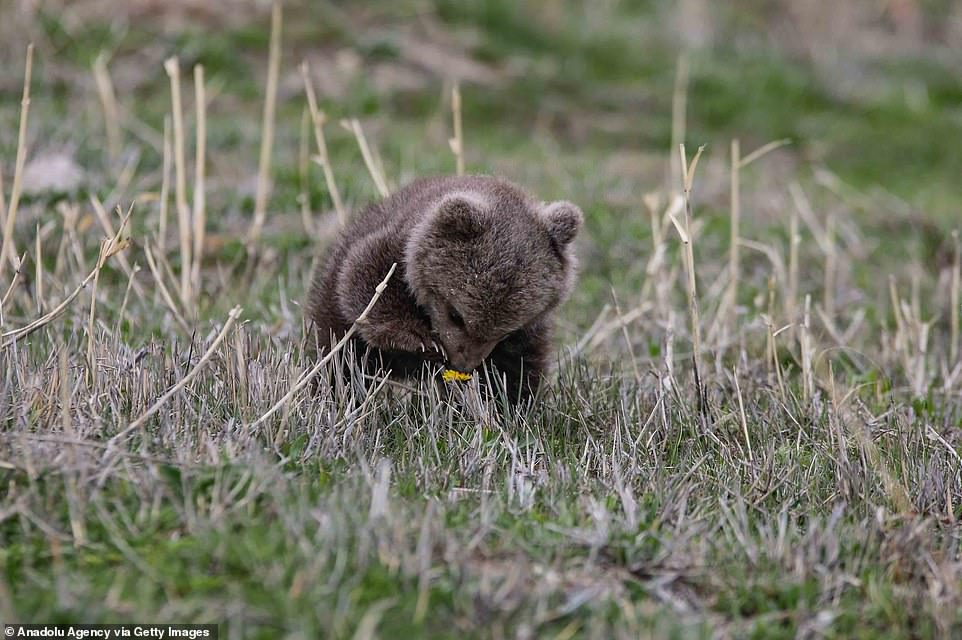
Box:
left=2, top=0, right=961, bottom=322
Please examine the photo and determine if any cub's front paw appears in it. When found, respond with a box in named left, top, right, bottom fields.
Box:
left=358, top=320, right=443, bottom=359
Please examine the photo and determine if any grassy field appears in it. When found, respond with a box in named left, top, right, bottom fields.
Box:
left=2, top=1, right=962, bottom=638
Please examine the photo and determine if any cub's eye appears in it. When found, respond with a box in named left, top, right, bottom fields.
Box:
left=448, top=309, right=466, bottom=328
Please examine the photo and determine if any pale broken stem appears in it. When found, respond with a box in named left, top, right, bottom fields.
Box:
left=951, top=230, right=960, bottom=364
left=90, top=197, right=146, bottom=301
left=729, top=137, right=792, bottom=326
left=3, top=217, right=130, bottom=349
left=191, top=65, right=207, bottom=297
left=677, top=143, right=706, bottom=413
left=251, top=263, right=397, bottom=429
left=301, top=61, right=346, bottom=225
left=107, top=306, right=242, bottom=448
left=733, top=367, right=754, bottom=463
left=164, top=57, right=192, bottom=307
left=143, top=243, right=190, bottom=333
left=0, top=43, right=34, bottom=280
left=449, top=83, right=465, bottom=176
left=342, top=118, right=390, bottom=198
left=739, top=138, right=791, bottom=168
left=93, top=52, right=122, bottom=169
left=249, top=0, right=283, bottom=244
left=0, top=253, right=26, bottom=314
left=159, top=116, right=172, bottom=248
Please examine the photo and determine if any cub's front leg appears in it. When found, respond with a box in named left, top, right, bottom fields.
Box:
left=486, top=315, right=553, bottom=405
left=335, top=230, right=442, bottom=360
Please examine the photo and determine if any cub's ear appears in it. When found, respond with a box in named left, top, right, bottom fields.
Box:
left=434, top=192, right=487, bottom=240
left=542, top=201, right=583, bottom=246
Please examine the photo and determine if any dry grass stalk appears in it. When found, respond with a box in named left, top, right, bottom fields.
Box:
left=301, top=61, right=346, bottom=225
left=0, top=253, right=26, bottom=315
left=251, top=263, right=397, bottom=429
left=90, top=197, right=145, bottom=302
left=767, top=308, right=790, bottom=405
left=93, top=52, right=122, bottom=169
left=0, top=43, right=34, bottom=279
left=673, top=143, right=707, bottom=414
left=191, top=64, right=207, bottom=298
left=87, top=203, right=135, bottom=387
left=800, top=294, right=814, bottom=403
left=107, top=306, right=243, bottom=448
left=86, top=237, right=109, bottom=387
left=342, top=118, right=390, bottom=198
left=249, top=0, right=283, bottom=245
left=740, top=138, right=791, bottom=168
left=449, top=83, right=465, bottom=176
left=164, top=56, right=193, bottom=306
left=143, top=242, right=190, bottom=333
left=159, top=116, right=172, bottom=246
left=733, top=367, right=754, bottom=463
left=727, top=138, right=792, bottom=328
left=3, top=214, right=130, bottom=349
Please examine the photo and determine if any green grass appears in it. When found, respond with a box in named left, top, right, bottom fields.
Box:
left=2, top=1, right=962, bottom=638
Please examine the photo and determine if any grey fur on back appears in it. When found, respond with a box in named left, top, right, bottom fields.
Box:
left=305, top=174, right=583, bottom=404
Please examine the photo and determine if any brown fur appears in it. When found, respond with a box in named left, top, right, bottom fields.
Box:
left=305, top=175, right=582, bottom=403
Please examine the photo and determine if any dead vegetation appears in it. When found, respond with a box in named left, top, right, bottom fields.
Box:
left=1, top=1, right=962, bottom=638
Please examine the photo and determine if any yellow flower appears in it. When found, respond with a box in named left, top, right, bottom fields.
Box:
left=442, top=369, right=472, bottom=382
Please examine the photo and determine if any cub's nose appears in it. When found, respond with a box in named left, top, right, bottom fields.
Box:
left=447, top=339, right=500, bottom=373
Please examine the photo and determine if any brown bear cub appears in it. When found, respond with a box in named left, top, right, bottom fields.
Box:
left=305, top=175, right=583, bottom=404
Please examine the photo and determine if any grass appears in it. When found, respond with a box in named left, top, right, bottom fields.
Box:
left=2, top=1, right=962, bottom=638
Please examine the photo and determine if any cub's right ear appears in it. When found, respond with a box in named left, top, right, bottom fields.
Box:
left=542, top=201, right=583, bottom=246
left=434, top=192, right=487, bottom=240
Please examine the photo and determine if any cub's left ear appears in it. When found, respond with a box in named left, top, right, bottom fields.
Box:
left=542, top=201, right=583, bottom=246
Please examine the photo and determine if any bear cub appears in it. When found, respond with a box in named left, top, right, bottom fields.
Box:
left=305, top=175, right=583, bottom=404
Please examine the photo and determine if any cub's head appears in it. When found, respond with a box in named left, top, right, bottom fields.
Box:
left=405, top=185, right=583, bottom=373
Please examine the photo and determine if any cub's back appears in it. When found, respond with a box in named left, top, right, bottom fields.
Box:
left=305, top=175, right=534, bottom=348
